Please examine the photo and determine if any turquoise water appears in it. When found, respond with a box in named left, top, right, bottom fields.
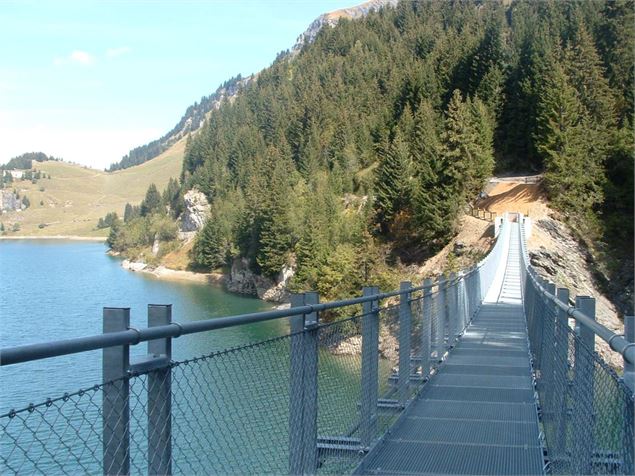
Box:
left=0, top=241, right=370, bottom=474
left=0, top=240, right=282, bottom=415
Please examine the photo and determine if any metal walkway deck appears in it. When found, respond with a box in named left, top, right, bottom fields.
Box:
left=359, top=223, right=544, bottom=475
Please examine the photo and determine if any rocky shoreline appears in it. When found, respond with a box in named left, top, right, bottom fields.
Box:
left=120, top=259, right=225, bottom=285
left=118, top=256, right=293, bottom=305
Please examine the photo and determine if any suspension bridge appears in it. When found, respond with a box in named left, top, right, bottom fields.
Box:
left=1, top=214, right=633, bottom=475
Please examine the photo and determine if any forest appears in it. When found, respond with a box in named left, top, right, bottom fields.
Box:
left=109, top=0, right=634, bottom=303
left=1, top=152, right=59, bottom=170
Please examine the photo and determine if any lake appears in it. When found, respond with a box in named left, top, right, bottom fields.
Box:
left=0, top=240, right=280, bottom=415
left=0, top=240, right=370, bottom=474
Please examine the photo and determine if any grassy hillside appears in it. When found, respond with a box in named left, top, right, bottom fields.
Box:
left=1, top=139, right=185, bottom=237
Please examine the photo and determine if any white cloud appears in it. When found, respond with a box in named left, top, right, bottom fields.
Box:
left=106, top=46, right=131, bottom=58
left=70, top=50, right=94, bottom=64
left=53, top=50, right=95, bottom=66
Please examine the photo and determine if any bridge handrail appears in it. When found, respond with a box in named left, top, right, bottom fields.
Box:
left=0, top=221, right=506, bottom=367
left=0, top=287, right=411, bottom=366
left=518, top=217, right=634, bottom=365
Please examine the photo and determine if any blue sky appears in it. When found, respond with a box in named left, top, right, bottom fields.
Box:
left=0, top=0, right=351, bottom=169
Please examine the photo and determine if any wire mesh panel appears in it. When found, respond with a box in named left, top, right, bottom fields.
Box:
left=521, top=228, right=635, bottom=475
left=531, top=312, right=635, bottom=475
left=1, top=297, right=434, bottom=476
left=1, top=385, right=104, bottom=474
left=169, top=336, right=293, bottom=474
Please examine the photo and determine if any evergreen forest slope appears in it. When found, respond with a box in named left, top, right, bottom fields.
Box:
left=109, top=0, right=634, bottom=306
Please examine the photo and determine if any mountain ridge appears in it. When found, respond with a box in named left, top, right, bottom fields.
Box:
left=108, top=0, right=398, bottom=172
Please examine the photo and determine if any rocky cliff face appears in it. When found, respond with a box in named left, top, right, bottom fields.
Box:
left=528, top=217, right=630, bottom=368
left=293, top=0, right=399, bottom=52
left=179, top=189, right=211, bottom=234
left=226, top=258, right=294, bottom=303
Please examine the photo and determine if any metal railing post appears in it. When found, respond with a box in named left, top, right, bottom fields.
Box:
left=437, top=274, right=447, bottom=359
left=623, top=315, right=634, bottom=476
left=288, top=292, right=320, bottom=475
left=147, top=304, right=172, bottom=476
left=573, top=296, right=596, bottom=475
left=102, top=307, right=130, bottom=476
left=421, top=279, right=432, bottom=379
left=398, top=281, right=412, bottom=406
left=553, top=287, right=570, bottom=458
left=448, top=273, right=458, bottom=347
left=539, top=282, right=556, bottom=397
left=624, top=316, right=635, bottom=394
left=459, top=274, right=467, bottom=330
left=360, top=286, right=379, bottom=449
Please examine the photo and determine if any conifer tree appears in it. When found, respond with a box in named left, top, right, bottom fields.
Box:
left=162, top=177, right=182, bottom=218
left=374, top=130, right=412, bottom=229
left=564, top=23, right=615, bottom=129
left=192, top=218, right=226, bottom=269
left=255, top=146, right=297, bottom=276
left=440, top=90, right=475, bottom=200
left=140, top=183, right=162, bottom=216
left=534, top=63, right=605, bottom=215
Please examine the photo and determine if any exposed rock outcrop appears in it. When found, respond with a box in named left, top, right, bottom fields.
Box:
left=293, top=0, right=399, bottom=52
left=226, top=258, right=294, bottom=303
left=528, top=217, right=627, bottom=368
left=179, top=189, right=210, bottom=233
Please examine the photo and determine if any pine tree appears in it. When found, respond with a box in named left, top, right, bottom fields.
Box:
left=162, top=177, right=182, bottom=219
left=192, top=218, right=226, bottom=269
left=467, top=96, right=495, bottom=195
left=374, top=130, right=412, bottom=229
left=124, top=203, right=133, bottom=223
left=534, top=63, right=605, bottom=215
left=140, top=183, right=162, bottom=216
left=440, top=90, right=475, bottom=200
left=410, top=100, right=455, bottom=247
left=564, top=22, right=615, bottom=128
left=255, top=146, right=297, bottom=276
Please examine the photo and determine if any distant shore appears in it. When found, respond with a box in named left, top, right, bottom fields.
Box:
left=0, top=235, right=107, bottom=241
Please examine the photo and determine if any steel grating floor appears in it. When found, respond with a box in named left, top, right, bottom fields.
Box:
left=357, top=223, right=544, bottom=475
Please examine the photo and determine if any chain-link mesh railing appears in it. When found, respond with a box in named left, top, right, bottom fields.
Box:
left=519, top=217, right=635, bottom=475
left=1, top=283, right=469, bottom=475
left=1, top=223, right=508, bottom=475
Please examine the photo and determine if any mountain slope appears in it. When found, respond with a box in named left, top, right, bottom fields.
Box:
left=1, top=139, right=185, bottom=237
left=109, top=0, right=398, bottom=172
left=106, top=0, right=632, bottom=305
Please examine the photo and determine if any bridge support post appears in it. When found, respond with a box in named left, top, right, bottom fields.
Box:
left=458, top=273, right=467, bottom=331
left=289, top=292, right=320, bottom=475
left=436, top=275, right=447, bottom=359
left=147, top=305, right=172, bottom=476
left=622, top=315, right=634, bottom=475
left=102, top=307, right=131, bottom=476
left=420, top=279, right=432, bottom=379
left=398, top=282, right=412, bottom=407
left=539, top=282, right=556, bottom=402
left=448, top=273, right=458, bottom=347
left=572, top=296, right=596, bottom=475
left=360, top=286, right=379, bottom=449
left=624, top=316, right=635, bottom=394
left=553, top=287, right=570, bottom=459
